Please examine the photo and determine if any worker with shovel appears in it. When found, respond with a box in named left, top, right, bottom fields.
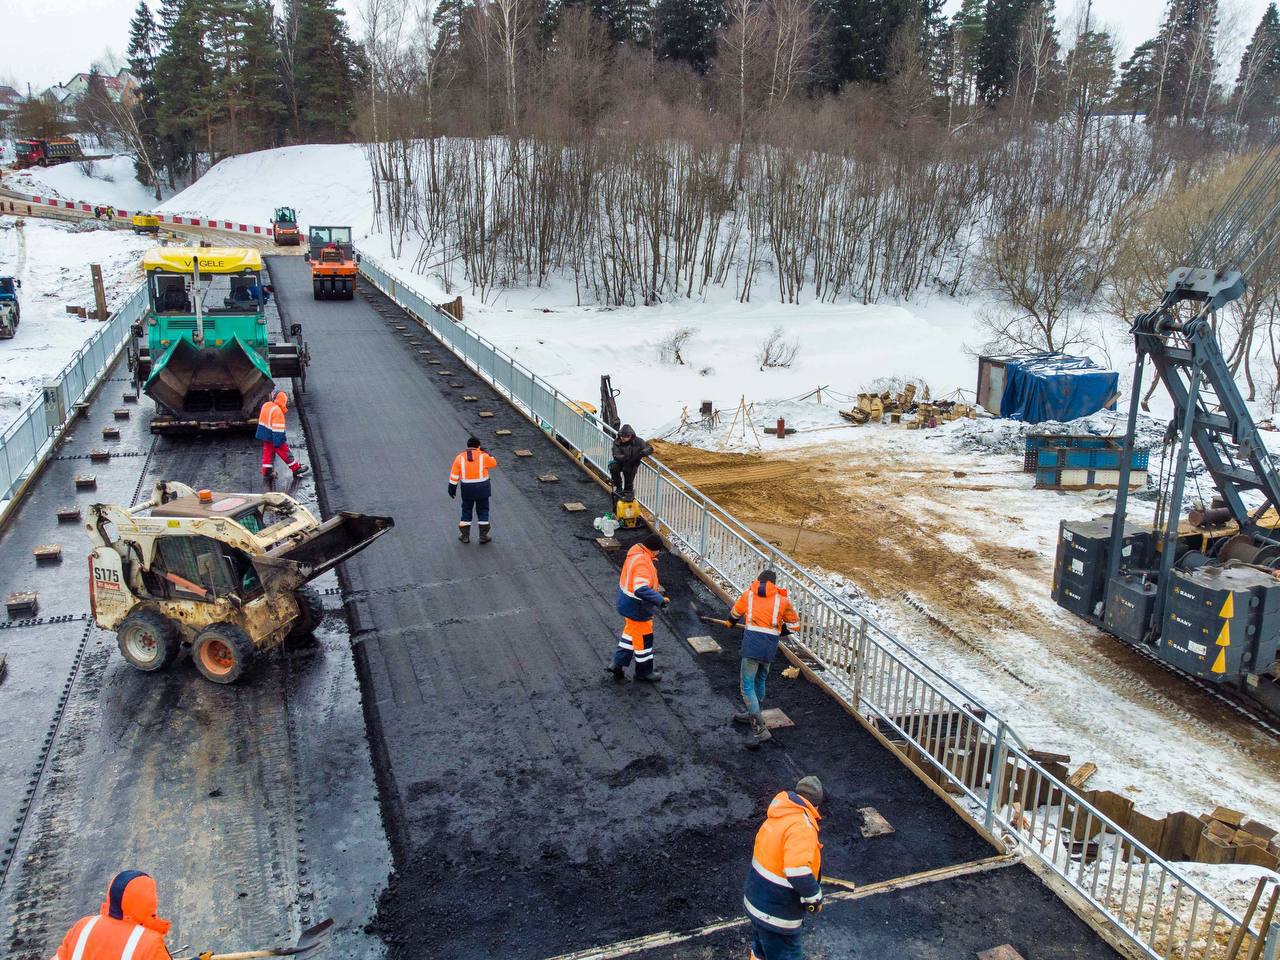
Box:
left=607, top=533, right=668, bottom=682
left=54, top=870, right=174, bottom=960
left=728, top=569, right=799, bottom=749
left=744, top=777, right=825, bottom=960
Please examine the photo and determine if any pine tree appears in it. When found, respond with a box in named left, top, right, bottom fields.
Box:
left=653, top=0, right=723, bottom=71
left=1232, top=1, right=1280, bottom=123
left=127, top=1, right=167, bottom=196
left=290, top=0, right=361, bottom=141
left=1062, top=28, right=1114, bottom=118
left=153, top=0, right=214, bottom=181
left=975, top=0, right=1035, bottom=102
left=815, top=0, right=928, bottom=88
left=1115, top=39, right=1156, bottom=119
left=944, top=0, right=985, bottom=106
left=1135, top=0, right=1219, bottom=123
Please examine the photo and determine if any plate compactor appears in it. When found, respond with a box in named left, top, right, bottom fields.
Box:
left=88, top=481, right=394, bottom=683
left=130, top=246, right=310, bottom=433
left=305, top=226, right=358, bottom=299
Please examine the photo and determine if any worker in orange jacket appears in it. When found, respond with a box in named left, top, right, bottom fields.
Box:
left=53, top=871, right=175, bottom=960
left=743, top=777, right=825, bottom=960
left=449, top=436, right=498, bottom=543
left=256, top=390, right=308, bottom=482
left=608, top=534, right=668, bottom=682
left=729, top=569, right=800, bottom=748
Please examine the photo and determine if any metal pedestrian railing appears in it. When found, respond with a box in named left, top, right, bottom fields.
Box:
left=0, top=282, right=148, bottom=509
left=357, top=253, right=1277, bottom=960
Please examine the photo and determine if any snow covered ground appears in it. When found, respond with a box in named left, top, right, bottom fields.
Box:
left=4, top=155, right=169, bottom=212
left=0, top=218, right=151, bottom=430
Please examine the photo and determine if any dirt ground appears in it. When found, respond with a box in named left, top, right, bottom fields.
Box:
left=651, top=438, right=1280, bottom=826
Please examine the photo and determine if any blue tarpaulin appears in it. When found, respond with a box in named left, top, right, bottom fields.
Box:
left=999, top=354, right=1118, bottom=424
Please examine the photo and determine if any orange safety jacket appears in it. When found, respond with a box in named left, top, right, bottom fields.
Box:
left=55, top=872, right=172, bottom=960
left=255, top=392, right=288, bottom=445
left=731, top=581, right=799, bottom=637
left=743, top=791, right=823, bottom=934
left=449, top=448, right=497, bottom=485
left=616, top=543, right=663, bottom=621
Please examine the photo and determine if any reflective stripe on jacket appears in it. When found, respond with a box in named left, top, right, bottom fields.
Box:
left=732, top=581, right=799, bottom=662
left=450, top=449, right=497, bottom=484
left=255, top=399, right=286, bottom=445
left=615, top=543, right=663, bottom=620
left=743, top=791, right=822, bottom=934
left=57, top=915, right=169, bottom=960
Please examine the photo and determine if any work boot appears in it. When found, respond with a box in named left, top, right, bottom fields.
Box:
left=292, top=463, right=310, bottom=478
left=458, top=526, right=471, bottom=544
left=604, top=665, right=625, bottom=683
left=263, top=468, right=276, bottom=484
left=732, top=711, right=753, bottom=725
left=479, top=523, right=491, bottom=544
left=636, top=671, right=662, bottom=683
left=747, top=717, right=773, bottom=750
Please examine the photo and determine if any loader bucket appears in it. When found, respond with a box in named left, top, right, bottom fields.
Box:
left=254, top=512, right=394, bottom=592
left=146, top=335, right=274, bottom=425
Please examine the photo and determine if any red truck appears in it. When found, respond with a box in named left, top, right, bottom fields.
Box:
left=14, top=137, right=83, bottom=169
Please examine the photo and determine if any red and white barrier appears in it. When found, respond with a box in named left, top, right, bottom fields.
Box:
left=7, top=190, right=274, bottom=238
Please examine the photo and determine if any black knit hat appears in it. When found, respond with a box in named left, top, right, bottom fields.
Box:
left=759, top=569, right=777, bottom=583
left=466, top=436, right=481, bottom=448
left=643, top=533, right=664, bottom=551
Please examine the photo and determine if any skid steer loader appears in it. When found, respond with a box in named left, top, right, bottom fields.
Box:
left=88, top=481, right=393, bottom=683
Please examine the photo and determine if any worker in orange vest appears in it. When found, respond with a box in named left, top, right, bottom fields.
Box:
left=608, top=533, right=668, bottom=682
left=728, top=569, right=800, bottom=749
left=53, top=870, right=175, bottom=960
left=255, top=390, right=308, bottom=482
left=743, top=777, right=825, bottom=960
left=449, top=436, right=498, bottom=543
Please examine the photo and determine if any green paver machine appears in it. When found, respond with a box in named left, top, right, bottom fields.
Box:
left=129, top=247, right=309, bottom=433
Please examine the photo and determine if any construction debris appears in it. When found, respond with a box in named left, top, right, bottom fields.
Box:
left=858, top=806, right=895, bottom=838
left=760, top=708, right=794, bottom=730
left=839, top=381, right=976, bottom=429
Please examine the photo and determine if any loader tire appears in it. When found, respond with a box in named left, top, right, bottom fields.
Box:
left=286, top=586, right=325, bottom=644
left=193, top=623, right=256, bottom=684
left=117, top=609, right=181, bottom=673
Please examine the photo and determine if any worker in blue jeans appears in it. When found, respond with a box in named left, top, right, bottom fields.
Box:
left=728, top=570, right=799, bottom=749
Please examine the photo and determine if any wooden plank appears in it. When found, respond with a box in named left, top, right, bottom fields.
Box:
left=496, top=429, right=512, bottom=436
left=112, top=408, right=130, bottom=420
left=5, top=592, right=38, bottom=617
left=977, top=947, right=1025, bottom=960
left=1026, top=748, right=1071, bottom=765
left=760, top=708, right=794, bottom=730
left=514, top=449, right=533, bottom=457
left=686, top=635, right=721, bottom=654
left=479, top=411, right=495, bottom=418
left=538, top=474, right=558, bottom=483
left=595, top=537, right=620, bottom=549
left=1066, top=762, right=1098, bottom=789
left=858, top=806, right=895, bottom=838
left=74, top=475, right=97, bottom=490
left=102, top=426, right=120, bottom=440
left=562, top=502, right=587, bottom=512
left=88, top=450, right=111, bottom=463
left=463, top=395, right=477, bottom=402
left=57, top=506, right=82, bottom=522
left=33, top=544, right=62, bottom=563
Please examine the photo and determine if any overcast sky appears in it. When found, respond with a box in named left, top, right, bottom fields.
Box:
left=4, top=0, right=1273, bottom=92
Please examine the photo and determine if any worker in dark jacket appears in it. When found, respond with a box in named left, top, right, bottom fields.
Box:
left=744, top=777, right=825, bottom=960
left=609, top=424, right=653, bottom=497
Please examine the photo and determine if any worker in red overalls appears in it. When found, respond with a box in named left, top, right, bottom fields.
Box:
left=449, top=436, right=497, bottom=543
left=256, top=390, right=308, bottom=482
left=608, top=534, right=668, bottom=682
left=53, top=871, right=175, bottom=960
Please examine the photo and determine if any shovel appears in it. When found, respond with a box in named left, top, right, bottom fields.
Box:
left=175, top=918, right=334, bottom=960
left=697, top=614, right=804, bottom=634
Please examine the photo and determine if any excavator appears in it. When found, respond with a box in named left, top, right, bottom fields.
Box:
left=1053, top=130, right=1280, bottom=718
left=129, top=247, right=309, bottom=433
left=305, top=226, right=358, bottom=299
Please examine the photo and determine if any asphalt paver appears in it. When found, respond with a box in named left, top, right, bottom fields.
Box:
left=273, top=255, right=1121, bottom=960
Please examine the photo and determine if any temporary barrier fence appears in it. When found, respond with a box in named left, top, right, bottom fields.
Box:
left=0, top=189, right=274, bottom=237
left=357, top=253, right=1279, bottom=960
left=0, top=282, right=148, bottom=509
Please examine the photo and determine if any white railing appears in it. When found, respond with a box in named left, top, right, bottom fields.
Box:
left=0, top=282, right=148, bottom=508
left=356, top=253, right=1279, bottom=960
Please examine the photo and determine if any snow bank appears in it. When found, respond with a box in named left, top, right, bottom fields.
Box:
left=0, top=218, right=152, bottom=430
left=158, top=144, right=375, bottom=235
left=6, top=155, right=167, bottom=212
